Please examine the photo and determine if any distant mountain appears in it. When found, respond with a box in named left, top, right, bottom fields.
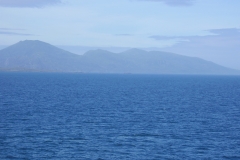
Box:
left=0, top=40, right=239, bottom=74
left=0, top=40, right=82, bottom=72
left=81, top=48, right=239, bottom=74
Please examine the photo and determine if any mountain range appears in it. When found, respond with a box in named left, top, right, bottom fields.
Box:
left=0, top=40, right=239, bottom=74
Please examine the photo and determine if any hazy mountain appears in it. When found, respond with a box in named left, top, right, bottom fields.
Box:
left=0, top=40, right=82, bottom=72
left=0, top=40, right=239, bottom=74
left=81, top=48, right=239, bottom=74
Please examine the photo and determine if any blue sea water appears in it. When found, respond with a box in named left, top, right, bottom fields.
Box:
left=0, top=73, right=240, bottom=160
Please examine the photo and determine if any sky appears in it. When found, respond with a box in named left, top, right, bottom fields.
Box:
left=0, top=0, right=240, bottom=69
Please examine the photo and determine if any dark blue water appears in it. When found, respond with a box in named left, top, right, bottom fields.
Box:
left=0, top=73, right=240, bottom=159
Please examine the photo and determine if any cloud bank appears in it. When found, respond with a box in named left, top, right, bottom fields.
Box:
left=0, top=28, right=33, bottom=36
left=150, top=28, right=240, bottom=47
left=0, top=0, right=62, bottom=8
left=137, top=0, right=195, bottom=6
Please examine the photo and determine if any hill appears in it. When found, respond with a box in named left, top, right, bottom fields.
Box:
left=0, top=40, right=82, bottom=72
left=0, top=40, right=239, bottom=74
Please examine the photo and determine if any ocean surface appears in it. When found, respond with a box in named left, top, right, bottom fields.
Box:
left=0, top=72, right=240, bottom=160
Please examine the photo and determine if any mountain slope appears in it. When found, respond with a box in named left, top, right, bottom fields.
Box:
left=0, top=40, right=82, bottom=71
left=0, top=40, right=239, bottom=74
left=81, top=48, right=239, bottom=74
left=119, top=49, right=238, bottom=74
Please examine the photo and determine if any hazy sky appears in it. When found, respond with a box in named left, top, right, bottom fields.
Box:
left=0, top=0, right=240, bottom=69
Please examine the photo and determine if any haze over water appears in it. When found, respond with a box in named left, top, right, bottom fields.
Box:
left=0, top=73, right=240, bottom=159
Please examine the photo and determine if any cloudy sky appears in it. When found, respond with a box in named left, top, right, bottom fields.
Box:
left=0, top=0, right=240, bottom=69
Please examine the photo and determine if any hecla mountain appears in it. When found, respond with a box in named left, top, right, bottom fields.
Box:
left=0, top=40, right=239, bottom=74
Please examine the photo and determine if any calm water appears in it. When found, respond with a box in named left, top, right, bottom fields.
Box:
left=0, top=73, right=240, bottom=159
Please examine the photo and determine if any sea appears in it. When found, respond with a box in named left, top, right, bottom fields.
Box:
left=0, top=72, right=240, bottom=160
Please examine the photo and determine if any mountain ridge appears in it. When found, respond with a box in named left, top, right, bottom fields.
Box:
left=0, top=40, right=239, bottom=75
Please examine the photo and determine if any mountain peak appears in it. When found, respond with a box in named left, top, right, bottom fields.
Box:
left=18, top=40, right=48, bottom=45
left=20, top=40, right=42, bottom=42
left=16, top=40, right=55, bottom=48
left=1, top=40, right=55, bottom=52
left=121, top=48, right=147, bottom=55
left=84, top=49, right=113, bottom=56
left=0, top=40, right=80, bottom=72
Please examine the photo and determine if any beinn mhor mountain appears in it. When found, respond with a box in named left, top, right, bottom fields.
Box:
left=0, top=40, right=239, bottom=74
